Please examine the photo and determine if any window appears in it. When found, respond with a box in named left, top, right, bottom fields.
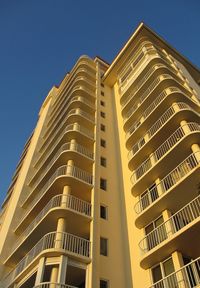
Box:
left=100, top=178, right=107, bottom=190
left=101, top=124, right=106, bottom=132
left=100, top=100, right=105, bottom=106
left=100, top=139, right=106, bottom=148
left=101, top=91, right=105, bottom=96
left=100, top=111, right=105, bottom=118
left=100, top=157, right=107, bottom=167
left=100, top=205, right=108, bottom=219
left=152, top=257, right=176, bottom=287
left=145, top=215, right=167, bottom=250
left=100, top=237, right=108, bottom=256
left=100, top=279, right=108, bottom=288
left=101, top=83, right=104, bottom=88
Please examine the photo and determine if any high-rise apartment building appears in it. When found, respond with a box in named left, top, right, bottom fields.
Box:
left=0, top=22, right=200, bottom=288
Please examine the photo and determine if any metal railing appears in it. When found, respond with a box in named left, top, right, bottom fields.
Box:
left=44, top=96, right=94, bottom=139
left=49, top=85, right=95, bottom=127
left=124, top=76, right=169, bottom=121
left=131, top=123, right=200, bottom=183
left=29, top=142, right=93, bottom=187
left=40, top=108, right=94, bottom=152
left=34, top=283, right=78, bottom=288
left=148, top=256, right=200, bottom=288
left=134, top=151, right=200, bottom=214
left=121, top=63, right=166, bottom=107
left=34, top=123, right=94, bottom=168
left=22, top=164, right=93, bottom=207
left=139, top=194, right=200, bottom=253
left=128, top=102, right=191, bottom=158
left=2, top=232, right=90, bottom=287
left=11, top=194, right=91, bottom=255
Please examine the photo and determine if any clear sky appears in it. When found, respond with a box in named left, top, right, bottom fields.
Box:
left=0, top=0, right=200, bottom=206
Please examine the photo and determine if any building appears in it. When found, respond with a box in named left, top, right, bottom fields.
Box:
left=0, top=22, right=200, bottom=288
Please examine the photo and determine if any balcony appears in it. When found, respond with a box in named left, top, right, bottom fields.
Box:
left=29, top=142, right=93, bottom=188
left=139, top=195, right=200, bottom=268
left=127, top=102, right=198, bottom=153
left=5, top=194, right=91, bottom=266
left=148, top=256, right=200, bottom=288
left=34, top=123, right=94, bottom=169
left=40, top=109, right=95, bottom=153
left=34, top=284, right=78, bottom=288
left=134, top=152, right=200, bottom=227
left=130, top=123, right=200, bottom=190
left=22, top=164, right=93, bottom=208
left=2, top=232, right=91, bottom=288
left=49, top=85, right=95, bottom=127
left=124, top=84, right=198, bottom=133
left=45, top=95, right=95, bottom=138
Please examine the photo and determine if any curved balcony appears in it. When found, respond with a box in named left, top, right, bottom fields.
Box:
left=34, top=284, right=78, bottom=288
left=139, top=195, right=200, bottom=268
left=130, top=123, right=200, bottom=191
left=34, top=123, right=94, bottom=168
left=6, top=194, right=91, bottom=265
left=29, top=142, right=93, bottom=188
left=22, top=164, right=93, bottom=208
left=121, top=60, right=183, bottom=111
left=40, top=108, right=95, bottom=153
left=148, top=256, right=200, bottom=288
left=134, top=151, right=200, bottom=227
left=124, top=83, right=199, bottom=133
left=45, top=95, right=95, bottom=138
left=2, top=232, right=90, bottom=288
left=127, top=102, right=198, bottom=153
left=49, top=85, right=95, bottom=127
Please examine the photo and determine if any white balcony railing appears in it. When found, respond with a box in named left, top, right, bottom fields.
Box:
left=22, top=164, right=93, bottom=207
left=44, top=96, right=94, bottom=138
left=124, top=76, right=170, bottom=122
left=128, top=102, right=191, bottom=157
left=148, top=256, right=200, bottom=288
left=139, top=194, right=200, bottom=253
left=40, top=108, right=95, bottom=152
left=34, top=123, right=94, bottom=168
left=34, top=283, right=78, bottom=288
left=134, top=151, right=200, bottom=214
left=29, top=142, right=93, bottom=187
left=11, top=194, right=91, bottom=255
left=2, top=232, right=90, bottom=287
left=131, top=122, right=200, bottom=183
left=121, top=63, right=166, bottom=107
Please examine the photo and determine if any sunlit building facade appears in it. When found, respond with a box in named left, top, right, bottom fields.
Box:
left=0, top=23, right=200, bottom=288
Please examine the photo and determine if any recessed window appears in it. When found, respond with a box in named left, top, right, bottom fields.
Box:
left=100, top=157, right=107, bottom=167
left=100, top=100, right=105, bottom=107
left=100, top=205, right=108, bottom=219
left=100, top=139, right=106, bottom=148
left=100, top=237, right=108, bottom=256
left=152, top=257, right=175, bottom=284
left=100, top=111, right=105, bottom=118
left=101, top=91, right=105, bottom=96
left=101, top=83, right=104, bottom=88
left=100, top=279, right=108, bottom=288
left=100, top=178, right=107, bottom=190
left=100, top=124, right=106, bottom=132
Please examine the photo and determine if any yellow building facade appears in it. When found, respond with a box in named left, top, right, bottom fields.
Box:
left=0, top=23, right=200, bottom=288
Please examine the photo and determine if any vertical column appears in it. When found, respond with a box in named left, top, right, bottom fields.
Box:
left=50, top=266, right=59, bottom=288
left=61, top=185, right=71, bottom=209
left=57, top=255, right=68, bottom=284
left=172, top=102, right=181, bottom=113
left=191, top=144, right=200, bottom=162
left=70, top=139, right=77, bottom=151
left=155, top=178, right=164, bottom=197
left=66, top=159, right=74, bottom=176
left=162, top=210, right=173, bottom=238
left=35, top=257, right=46, bottom=285
left=172, top=251, right=187, bottom=288
left=180, top=120, right=191, bottom=135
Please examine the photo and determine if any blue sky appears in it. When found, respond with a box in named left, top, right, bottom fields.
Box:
left=0, top=0, right=200, bottom=206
